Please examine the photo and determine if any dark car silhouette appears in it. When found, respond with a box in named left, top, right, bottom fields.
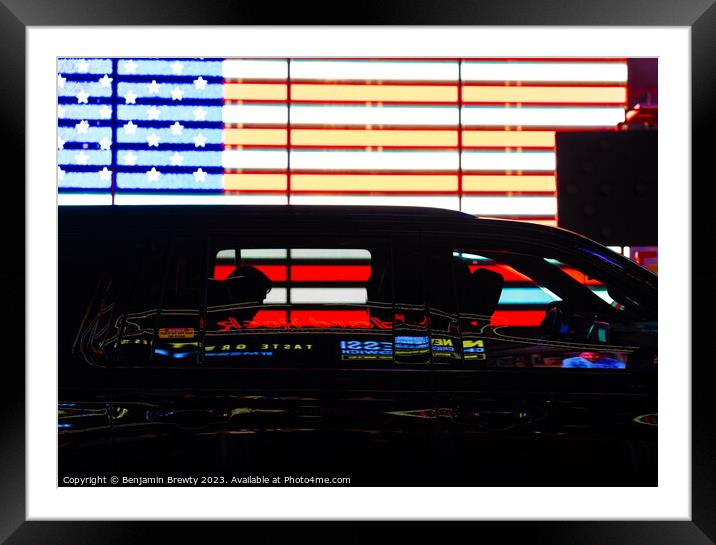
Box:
left=59, top=205, right=657, bottom=486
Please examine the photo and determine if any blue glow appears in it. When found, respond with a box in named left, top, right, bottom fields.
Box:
left=59, top=126, right=112, bottom=143
left=58, top=58, right=113, bottom=74
left=117, top=81, right=223, bottom=100
left=58, top=172, right=113, bottom=190
left=117, top=105, right=223, bottom=123
left=117, top=172, right=223, bottom=190
left=580, top=247, right=624, bottom=270
left=154, top=348, right=196, bottom=359
left=116, top=127, right=223, bottom=145
left=115, top=150, right=223, bottom=167
left=117, top=59, right=224, bottom=77
left=395, top=336, right=430, bottom=348
left=58, top=81, right=114, bottom=98
left=59, top=149, right=112, bottom=165
left=59, top=104, right=109, bottom=120
left=205, top=351, right=274, bottom=357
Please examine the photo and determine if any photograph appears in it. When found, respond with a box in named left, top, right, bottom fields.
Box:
left=7, top=15, right=702, bottom=539
left=57, top=55, right=659, bottom=487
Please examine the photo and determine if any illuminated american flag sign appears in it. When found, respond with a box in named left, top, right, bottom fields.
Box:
left=57, top=57, right=628, bottom=222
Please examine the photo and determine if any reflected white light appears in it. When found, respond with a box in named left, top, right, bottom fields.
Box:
left=461, top=62, right=628, bottom=83
left=222, top=104, right=288, bottom=124
left=264, top=288, right=287, bottom=304
left=290, top=194, right=460, bottom=210
left=222, top=59, right=288, bottom=79
left=290, top=249, right=371, bottom=260
left=241, top=249, right=288, bottom=259
left=455, top=252, right=490, bottom=261
left=461, top=195, right=556, bottom=216
left=290, top=60, right=458, bottom=82
left=222, top=150, right=288, bottom=169
left=461, top=151, right=555, bottom=171
left=290, top=288, right=367, bottom=304
left=591, top=287, right=616, bottom=305
left=114, top=194, right=289, bottom=205
left=291, top=105, right=458, bottom=127
left=58, top=193, right=112, bottom=206
left=217, top=249, right=235, bottom=260
left=539, top=286, right=562, bottom=301
left=291, top=150, right=458, bottom=171
left=461, top=106, right=625, bottom=127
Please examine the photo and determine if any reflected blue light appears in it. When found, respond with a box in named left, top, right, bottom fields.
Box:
left=154, top=348, right=196, bottom=359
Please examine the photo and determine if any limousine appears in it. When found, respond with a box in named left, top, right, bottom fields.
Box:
left=59, top=205, right=657, bottom=486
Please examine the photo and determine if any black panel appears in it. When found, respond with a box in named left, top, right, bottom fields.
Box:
left=556, top=131, right=657, bottom=246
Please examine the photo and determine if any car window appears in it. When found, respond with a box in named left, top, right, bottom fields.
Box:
left=78, top=236, right=411, bottom=368
left=448, top=247, right=656, bottom=370
left=203, top=243, right=393, bottom=367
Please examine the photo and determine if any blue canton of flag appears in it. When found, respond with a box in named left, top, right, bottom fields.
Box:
left=58, top=58, right=224, bottom=194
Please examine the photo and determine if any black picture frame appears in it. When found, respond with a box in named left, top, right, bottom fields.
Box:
left=2, top=1, right=712, bottom=542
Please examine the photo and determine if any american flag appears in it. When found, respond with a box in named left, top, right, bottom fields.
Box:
left=58, top=57, right=628, bottom=222
left=58, top=58, right=225, bottom=196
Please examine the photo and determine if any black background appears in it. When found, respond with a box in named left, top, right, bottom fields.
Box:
left=1, top=0, right=713, bottom=542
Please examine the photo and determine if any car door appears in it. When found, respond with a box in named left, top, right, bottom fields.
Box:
left=423, top=230, right=657, bottom=486
left=58, top=236, right=120, bottom=481
left=103, top=227, right=438, bottom=485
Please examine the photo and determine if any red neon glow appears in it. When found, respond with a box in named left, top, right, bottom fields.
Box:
left=560, top=267, right=603, bottom=286
left=217, top=309, right=380, bottom=331
left=467, top=264, right=535, bottom=283
left=491, top=310, right=546, bottom=326
left=213, top=264, right=371, bottom=282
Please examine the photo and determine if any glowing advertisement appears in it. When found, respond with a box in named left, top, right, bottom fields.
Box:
left=58, top=57, right=627, bottom=222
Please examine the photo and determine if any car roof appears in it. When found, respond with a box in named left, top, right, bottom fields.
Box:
left=59, top=204, right=656, bottom=293
left=56, top=204, right=600, bottom=246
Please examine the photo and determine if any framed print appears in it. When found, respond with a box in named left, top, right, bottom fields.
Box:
left=1, top=0, right=713, bottom=542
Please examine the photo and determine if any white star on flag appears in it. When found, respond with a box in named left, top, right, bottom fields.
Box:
left=76, top=90, right=90, bottom=104
left=123, top=121, right=138, bottom=135
left=169, top=122, right=184, bottom=135
left=146, top=167, right=161, bottom=182
left=58, top=166, right=65, bottom=181
left=75, top=120, right=89, bottom=134
left=99, top=167, right=112, bottom=181
left=57, top=74, right=66, bottom=88
left=99, top=105, right=112, bottom=119
left=193, top=76, right=207, bottom=90
left=193, top=134, right=207, bottom=148
left=170, top=152, right=184, bottom=166
left=147, top=133, right=161, bottom=147
left=123, top=151, right=138, bottom=166
left=171, top=61, right=184, bottom=75
left=193, top=107, right=207, bottom=121
left=123, top=91, right=138, bottom=104
left=147, top=80, right=161, bottom=95
left=75, top=151, right=89, bottom=165
left=193, top=168, right=207, bottom=182
left=147, top=106, right=161, bottom=120
left=76, top=59, right=90, bottom=73
left=170, top=87, right=184, bottom=101
left=98, top=74, right=113, bottom=88
left=98, top=137, right=112, bottom=150
left=123, top=60, right=137, bottom=74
